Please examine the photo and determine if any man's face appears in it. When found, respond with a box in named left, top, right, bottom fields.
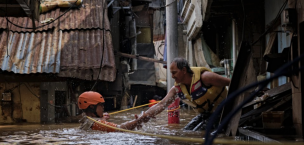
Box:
left=170, top=62, right=185, bottom=83
left=95, top=103, right=105, bottom=118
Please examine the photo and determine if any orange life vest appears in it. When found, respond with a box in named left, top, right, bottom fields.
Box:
left=91, top=120, right=118, bottom=132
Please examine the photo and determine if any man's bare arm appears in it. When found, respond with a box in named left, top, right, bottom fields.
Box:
left=201, top=71, right=231, bottom=87
left=140, top=87, right=177, bottom=121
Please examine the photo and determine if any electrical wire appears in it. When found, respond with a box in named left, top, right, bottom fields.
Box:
left=4, top=0, right=79, bottom=30
left=251, top=0, right=287, bottom=46
left=204, top=54, right=304, bottom=145
left=240, top=0, right=245, bottom=42
left=90, top=0, right=107, bottom=91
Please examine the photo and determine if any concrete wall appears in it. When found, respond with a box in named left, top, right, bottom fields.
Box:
left=0, top=82, right=41, bottom=123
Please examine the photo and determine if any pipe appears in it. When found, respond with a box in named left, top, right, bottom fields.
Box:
left=232, top=19, right=237, bottom=67
left=166, top=0, right=178, bottom=92
left=220, top=59, right=231, bottom=78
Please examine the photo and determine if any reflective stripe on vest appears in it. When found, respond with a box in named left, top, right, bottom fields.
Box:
left=174, top=67, right=227, bottom=113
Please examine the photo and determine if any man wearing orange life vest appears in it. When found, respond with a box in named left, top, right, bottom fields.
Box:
left=78, top=91, right=143, bottom=132
left=138, top=57, right=231, bottom=131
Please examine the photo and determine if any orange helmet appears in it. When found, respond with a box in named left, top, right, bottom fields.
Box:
left=78, top=91, right=105, bottom=109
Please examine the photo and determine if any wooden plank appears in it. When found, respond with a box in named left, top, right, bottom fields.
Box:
left=292, top=0, right=304, bottom=136
left=117, top=52, right=166, bottom=64
left=243, top=82, right=291, bottom=108
left=221, top=41, right=253, bottom=136
left=228, top=58, right=257, bottom=136
left=133, top=95, right=138, bottom=107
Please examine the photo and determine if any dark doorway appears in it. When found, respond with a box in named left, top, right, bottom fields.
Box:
left=55, top=91, right=69, bottom=123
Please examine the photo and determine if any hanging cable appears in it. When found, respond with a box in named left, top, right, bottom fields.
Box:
left=90, top=0, right=107, bottom=91
left=4, top=0, right=79, bottom=30
left=251, top=0, right=287, bottom=46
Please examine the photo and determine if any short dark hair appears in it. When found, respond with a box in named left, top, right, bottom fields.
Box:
left=171, top=57, right=193, bottom=75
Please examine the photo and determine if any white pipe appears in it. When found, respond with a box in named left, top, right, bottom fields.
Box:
left=232, top=19, right=236, bottom=67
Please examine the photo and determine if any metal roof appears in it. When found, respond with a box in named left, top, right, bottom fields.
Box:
left=59, top=0, right=110, bottom=30
left=0, top=0, right=116, bottom=81
left=0, top=30, right=61, bottom=74
left=0, top=28, right=116, bottom=81
left=0, top=0, right=109, bottom=32
left=58, top=29, right=116, bottom=82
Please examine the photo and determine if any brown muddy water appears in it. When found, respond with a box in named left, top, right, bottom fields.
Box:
left=0, top=107, right=234, bottom=144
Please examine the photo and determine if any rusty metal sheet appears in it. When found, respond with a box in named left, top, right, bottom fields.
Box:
left=0, top=30, right=61, bottom=74
left=0, top=0, right=110, bottom=32
left=0, top=9, right=60, bottom=32
left=59, top=0, right=111, bottom=30
left=58, top=29, right=116, bottom=82
left=0, top=0, right=116, bottom=81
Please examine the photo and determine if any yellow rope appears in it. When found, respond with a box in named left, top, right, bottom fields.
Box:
left=87, top=116, right=303, bottom=145
left=167, top=106, right=180, bottom=112
left=109, top=101, right=160, bottom=115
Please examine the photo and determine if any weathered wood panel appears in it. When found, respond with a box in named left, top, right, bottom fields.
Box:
left=222, top=41, right=256, bottom=136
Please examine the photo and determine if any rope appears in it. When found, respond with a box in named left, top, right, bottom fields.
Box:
left=167, top=106, right=180, bottom=112
left=108, top=101, right=160, bottom=115
left=86, top=116, right=298, bottom=145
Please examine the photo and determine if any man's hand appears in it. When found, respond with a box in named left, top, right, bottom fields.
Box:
left=134, top=114, right=143, bottom=129
left=100, top=112, right=110, bottom=121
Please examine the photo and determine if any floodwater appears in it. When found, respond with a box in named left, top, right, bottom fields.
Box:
left=0, top=107, right=233, bottom=144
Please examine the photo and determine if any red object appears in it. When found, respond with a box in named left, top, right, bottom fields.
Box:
left=168, top=98, right=180, bottom=124
left=149, top=99, right=157, bottom=107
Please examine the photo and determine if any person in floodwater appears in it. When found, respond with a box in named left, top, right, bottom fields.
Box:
left=78, top=91, right=143, bottom=132
left=139, top=57, right=231, bottom=131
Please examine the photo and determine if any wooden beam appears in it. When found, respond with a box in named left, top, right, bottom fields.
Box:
left=117, top=52, right=167, bottom=64
left=222, top=41, right=256, bottom=136
left=243, top=82, right=291, bottom=108
left=291, top=0, right=304, bottom=137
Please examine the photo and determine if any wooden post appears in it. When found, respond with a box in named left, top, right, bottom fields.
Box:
left=289, top=0, right=304, bottom=137
left=132, top=95, right=138, bottom=107
left=117, top=52, right=166, bottom=64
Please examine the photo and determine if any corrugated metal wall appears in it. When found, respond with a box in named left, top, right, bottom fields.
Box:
left=0, top=30, right=61, bottom=74
left=58, top=29, right=116, bottom=81
left=0, top=0, right=116, bottom=81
